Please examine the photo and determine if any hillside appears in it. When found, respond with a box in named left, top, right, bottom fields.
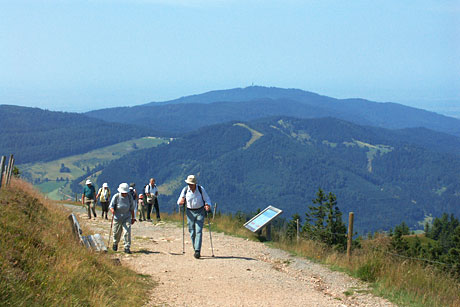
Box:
left=0, top=105, right=157, bottom=163
left=0, top=180, right=151, bottom=305
left=85, top=86, right=460, bottom=137
left=93, top=117, right=460, bottom=233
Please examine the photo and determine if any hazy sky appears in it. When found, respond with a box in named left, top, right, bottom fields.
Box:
left=1, top=0, right=459, bottom=116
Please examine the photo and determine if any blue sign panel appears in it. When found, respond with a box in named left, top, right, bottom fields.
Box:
left=244, top=206, right=283, bottom=232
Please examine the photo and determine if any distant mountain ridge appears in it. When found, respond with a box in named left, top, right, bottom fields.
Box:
left=95, top=116, right=460, bottom=233
left=86, top=86, right=460, bottom=137
left=0, top=105, right=156, bottom=164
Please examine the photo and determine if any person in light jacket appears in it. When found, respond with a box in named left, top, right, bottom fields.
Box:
left=110, top=183, right=135, bottom=254
left=177, top=175, right=212, bottom=259
left=96, top=182, right=111, bottom=220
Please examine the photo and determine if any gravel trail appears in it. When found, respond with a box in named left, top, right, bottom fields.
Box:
left=65, top=204, right=395, bottom=307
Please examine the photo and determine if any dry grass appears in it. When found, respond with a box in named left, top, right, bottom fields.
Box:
left=272, top=234, right=460, bottom=307
left=0, top=178, right=153, bottom=306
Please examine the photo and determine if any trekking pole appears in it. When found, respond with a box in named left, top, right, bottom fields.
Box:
left=207, top=211, right=215, bottom=257
left=108, top=212, right=114, bottom=247
left=182, top=204, right=185, bottom=254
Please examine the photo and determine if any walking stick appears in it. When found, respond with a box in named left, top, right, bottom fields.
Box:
left=207, top=211, right=215, bottom=257
left=182, top=203, right=185, bottom=254
left=108, top=212, right=114, bottom=247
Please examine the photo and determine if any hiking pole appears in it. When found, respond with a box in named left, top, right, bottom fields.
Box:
left=207, top=211, right=215, bottom=257
left=108, top=212, right=114, bottom=247
left=182, top=204, right=185, bottom=254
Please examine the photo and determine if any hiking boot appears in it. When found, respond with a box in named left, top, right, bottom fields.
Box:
left=124, top=248, right=131, bottom=254
left=112, top=244, right=118, bottom=251
left=194, top=251, right=200, bottom=259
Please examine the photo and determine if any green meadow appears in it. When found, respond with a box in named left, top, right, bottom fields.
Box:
left=19, top=137, right=168, bottom=200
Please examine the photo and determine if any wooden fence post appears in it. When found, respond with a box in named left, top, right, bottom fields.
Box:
left=0, top=156, right=5, bottom=189
left=347, top=212, right=354, bottom=261
left=5, top=155, right=14, bottom=186
left=7, top=156, right=15, bottom=185
left=296, top=218, right=300, bottom=242
left=213, top=203, right=218, bottom=221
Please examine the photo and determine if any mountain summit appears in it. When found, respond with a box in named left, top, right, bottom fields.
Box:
left=86, top=86, right=460, bottom=137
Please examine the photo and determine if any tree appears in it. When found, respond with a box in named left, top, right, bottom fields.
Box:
left=12, top=166, right=20, bottom=178
left=390, top=223, right=409, bottom=254
left=303, top=188, right=327, bottom=241
left=302, top=188, right=347, bottom=250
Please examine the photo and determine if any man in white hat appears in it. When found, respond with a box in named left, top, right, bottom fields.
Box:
left=177, top=175, right=212, bottom=259
left=109, top=183, right=136, bottom=254
left=82, top=179, right=97, bottom=219
left=96, top=183, right=111, bottom=220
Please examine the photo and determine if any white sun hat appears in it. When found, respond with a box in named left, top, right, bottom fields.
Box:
left=102, top=183, right=108, bottom=188
left=117, top=183, right=130, bottom=193
left=85, top=179, right=92, bottom=185
left=185, top=175, right=197, bottom=185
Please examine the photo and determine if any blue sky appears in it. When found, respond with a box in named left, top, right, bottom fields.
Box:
left=1, top=0, right=459, bottom=116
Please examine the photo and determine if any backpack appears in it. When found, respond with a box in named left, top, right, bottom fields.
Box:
left=129, top=189, right=137, bottom=201
left=112, top=192, right=134, bottom=211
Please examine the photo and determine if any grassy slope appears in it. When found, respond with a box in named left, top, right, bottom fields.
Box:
left=0, top=179, right=153, bottom=306
left=20, top=136, right=167, bottom=200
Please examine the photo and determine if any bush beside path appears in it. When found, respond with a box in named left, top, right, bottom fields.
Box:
left=67, top=204, right=395, bottom=307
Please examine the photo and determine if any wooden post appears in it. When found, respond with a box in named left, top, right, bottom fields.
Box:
left=0, top=156, right=5, bottom=189
left=347, top=212, right=354, bottom=261
left=5, top=155, right=14, bottom=186
left=296, top=218, right=300, bottom=242
left=7, top=157, right=15, bottom=185
left=213, top=203, right=217, bottom=221
left=266, top=222, right=271, bottom=241
left=75, top=193, right=78, bottom=202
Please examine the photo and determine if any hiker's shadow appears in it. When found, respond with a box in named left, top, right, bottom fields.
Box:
left=134, top=249, right=160, bottom=255
left=201, top=255, right=256, bottom=261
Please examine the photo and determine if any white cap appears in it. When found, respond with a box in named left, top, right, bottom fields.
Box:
left=85, top=180, right=92, bottom=185
left=103, top=183, right=108, bottom=188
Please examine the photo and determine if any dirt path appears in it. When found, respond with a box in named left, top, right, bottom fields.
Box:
left=65, top=204, right=395, bottom=307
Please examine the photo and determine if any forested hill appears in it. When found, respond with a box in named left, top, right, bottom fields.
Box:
left=96, top=116, right=460, bottom=233
left=85, top=86, right=460, bottom=137
left=0, top=105, right=156, bottom=164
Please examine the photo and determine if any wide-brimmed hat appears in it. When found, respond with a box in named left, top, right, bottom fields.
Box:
left=85, top=179, right=92, bottom=185
left=102, top=183, right=108, bottom=188
left=185, top=175, right=197, bottom=185
left=118, top=183, right=130, bottom=193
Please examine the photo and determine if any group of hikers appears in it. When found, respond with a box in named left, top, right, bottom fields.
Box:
left=81, top=175, right=212, bottom=258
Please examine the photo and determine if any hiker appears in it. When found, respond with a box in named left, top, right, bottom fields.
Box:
left=96, top=182, right=111, bottom=219
left=144, top=178, right=160, bottom=221
left=177, top=175, right=212, bottom=259
left=109, top=183, right=136, bottom=254
left=82, top=179, right=97, bottom=219
left=129, top=183, right=138, bottom=217
left=138, top=194, right=146, bottom=221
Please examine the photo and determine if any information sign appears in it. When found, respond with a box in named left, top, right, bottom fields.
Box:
left=244, top=206, right=283, bottom=232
